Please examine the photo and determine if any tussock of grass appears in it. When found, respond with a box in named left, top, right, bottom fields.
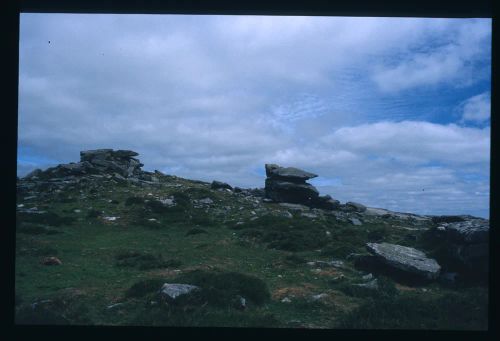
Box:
left=174, top=269, right=271, bottom=306
left=17, top=211, right=76, bottom=227
left=232, top=215, right=330, bottom=252
left=86, top=209, right=102, bottom=218
left=186, top=228, right=208, bottom=236
left=337, top=287, right=488, bottom=330
left=125, top=278, right=166, bottom=298
left=17, top=222, right=61, bottom=235
left=115, top=251, right=181, bottom=270
left=125, top=196, right=144, bottom=206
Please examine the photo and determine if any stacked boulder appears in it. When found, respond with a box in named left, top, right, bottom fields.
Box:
left=264, top=164, right=340, bottom=209
left=24, top=149, right=144, bottom=180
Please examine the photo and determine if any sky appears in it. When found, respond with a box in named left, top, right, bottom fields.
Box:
left=17, top=14, right=491, bottom=218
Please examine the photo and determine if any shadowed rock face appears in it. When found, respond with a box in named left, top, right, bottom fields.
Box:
left=437, top=218, right=489, bottom=274
left=366, top=242, right=441, bottom=280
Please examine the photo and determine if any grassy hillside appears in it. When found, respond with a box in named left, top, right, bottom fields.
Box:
left=14, top=174, right=488, bottom=329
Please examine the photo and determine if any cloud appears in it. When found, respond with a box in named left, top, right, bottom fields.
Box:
left=17, top=14, right=491, bottom=218
left=460, top=92, right=491, bottom=124
left=371, top=19, right=491, bottom=93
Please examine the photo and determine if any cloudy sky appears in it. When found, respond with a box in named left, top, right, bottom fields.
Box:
left=18, top=14, right=491, bottom=218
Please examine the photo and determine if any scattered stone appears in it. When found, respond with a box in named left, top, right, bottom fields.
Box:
left=107, top=302, right=125, bottom=310
left=366, top=242, right=441, bottom=280
left=301, top=212, right=318, bottom=219
left=41, top=257, right=62, bottom=266
left=354, top=278, right=379, bottom=290
left=362, top=273, right=374, bottom=281
left=159, top=197, right=175, bottom=206
left=311, top=293, right=328, bottom=301
left=103, top=216, right=119, bottom=221
left=278, top=203, right=309, bottom=211
left=281, top=297, right=292, bottom=303
left=281, top=211, right=293, bottom=218
left=159, top=283, right=200, bottom=300
left=197, top=198, right=214, bottom=205
left=349, top=217, right=362, bottom=226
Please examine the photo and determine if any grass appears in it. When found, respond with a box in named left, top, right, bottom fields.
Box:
left=14, top=176, right=488, bottom=329
left=115, top=250, right=182, bottom=270
left=337, top=286, right=488, bottom=330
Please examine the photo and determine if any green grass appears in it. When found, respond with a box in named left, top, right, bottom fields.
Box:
left=14, top=177, right=488, bottom=329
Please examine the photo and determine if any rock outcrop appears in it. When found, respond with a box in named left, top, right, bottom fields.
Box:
left=264, top=164, right=339, bottom=209
left=23, top=149, right=145, bottom=180
left=434, top=217, right=489, bottom=274
left=366, top=242, right=441, bottom=280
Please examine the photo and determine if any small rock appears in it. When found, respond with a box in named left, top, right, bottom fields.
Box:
left=281, top=297, right=292, bottom=303
left=355, top=278, right=379, bottom=289
left=349, top=218, right=362, bottom=226
left=41, top=257, right=62, bottom=266
left=107, top=302, right=125, bottom=310
left=103, top=216, right=119, bottom=221
left=159, top=283, right=200, bottom=300
left=311, top=293, right=328, bottom=301
left=197, top=197, right=214, bottom=205
left=74, top=209, right=81, bottom=213
left=362, top=273, right=374, bottom=281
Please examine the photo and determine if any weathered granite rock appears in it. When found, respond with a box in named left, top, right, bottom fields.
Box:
left=265, top=178, right=319, bottom=205
left=159, top=283, right=200, bottom=300
left=265, top=163, right=318, bottom=182
left=431, top=218, right=489, bottom=275
left=23, top=168, right=43, bottom=179
left=313, top=195, right=340, bottom=210
left=211, top=180, right=233, bottom=191
left=366, top=242, right=441, bottom=280
left=344, top=202, right=367, bottom=212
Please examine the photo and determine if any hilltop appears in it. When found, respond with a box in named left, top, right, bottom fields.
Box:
left=15, top=149, right=489, bottom=329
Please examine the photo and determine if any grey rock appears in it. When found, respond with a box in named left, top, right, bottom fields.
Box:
left=301, top=212, right=318, bottom=219
left=362, top=273, right=374, bottom=281
left=265, top=164, right=318, bottom=181
left=159, top=283, right=200, bottom=300
left=313, top=195, right=341, bottom=210
left=366, top=242, right=441, bottom=280
left=278, top=203, right=310, bottom=211
left=445, top=219, right=489, bottom=244
left=211, top=180, right=233, bottom=191
left=345, top=202, right=367, bottom=212
left=197, top=197, right=214, bottom=205
left=23, top=168, right=43, bottom=179
left=355, top=278, right=379, bottom=290
left=350, top=218, right=363, bottom=226
left=265, top=179, right=319, bottom=204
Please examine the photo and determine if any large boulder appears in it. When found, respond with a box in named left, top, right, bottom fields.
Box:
left=265, top=178, right=319, bottom=205
left=437, top=218, right=489, bottom=274
left=366, top=242, right=441, bottom=280
left=265, top=163, right=318, bottom=182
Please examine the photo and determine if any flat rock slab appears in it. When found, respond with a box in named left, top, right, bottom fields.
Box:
left=265, top=164, right=318, bottom=181
left=160, top=283, right=200, bottom=300
left=366, top=242, right=441, bottom=280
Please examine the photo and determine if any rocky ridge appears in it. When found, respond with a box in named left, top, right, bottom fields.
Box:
left=17, top=149, right=490, bottom=284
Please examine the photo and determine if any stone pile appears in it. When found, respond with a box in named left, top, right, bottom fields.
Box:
left=25, top=149, right=144, bottom=180
left=264, top=164, right=340, bottom=209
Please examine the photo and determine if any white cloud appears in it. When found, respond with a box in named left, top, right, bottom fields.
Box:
left=371, top=19, right=491, bottom=93
left=17, top=14, right=491, bottom=218
left=460, top=92, right=491, bottom=123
